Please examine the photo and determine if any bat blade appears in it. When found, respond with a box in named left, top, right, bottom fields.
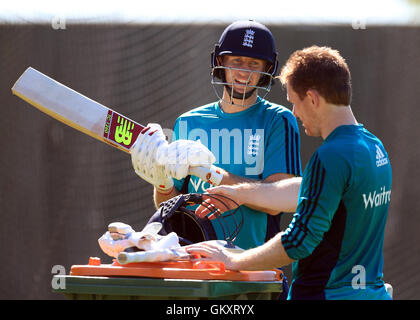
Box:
left=11, top=67, right=213, bottom=183
left=11, top=67, right=144, bottom=153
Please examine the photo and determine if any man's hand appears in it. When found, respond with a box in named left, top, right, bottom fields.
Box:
left=195, top=185, right=245, bottom=219
left=156, top=139, right=216, bottom=180
left=131, top=125, right=223, bottom=192
left=130, top=123, right=174, bottom=193
left=185, top=241, right=239, bottom=270
left=196, top=176, right=302, bottom=217
left=186, top=234, right=295, bottom=272
left=157, top=139, right=225, bottom=186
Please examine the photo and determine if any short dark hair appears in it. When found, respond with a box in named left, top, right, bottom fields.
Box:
left=279, top=46, right=352, bottom=105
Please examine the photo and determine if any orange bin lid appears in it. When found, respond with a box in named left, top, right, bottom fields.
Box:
left=70, top=257, right=283, bottom=282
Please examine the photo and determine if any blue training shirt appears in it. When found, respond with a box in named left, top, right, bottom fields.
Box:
left=171, top=97, right=302, bottom=249
left=282, top=124, right=392, bottom=300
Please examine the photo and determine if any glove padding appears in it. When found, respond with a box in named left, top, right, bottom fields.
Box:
left=131, top=124, right=220, bottom=189
left=130, top=123, right=174, bottom=192
left=156, top=139, right=216, bottom=180
left=98, top=222, right=181, bottom=259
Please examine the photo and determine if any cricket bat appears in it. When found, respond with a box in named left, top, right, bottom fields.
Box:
left=11, top=67, right=211, bottom=180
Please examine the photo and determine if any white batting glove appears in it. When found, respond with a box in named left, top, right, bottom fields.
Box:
left=98, top=222, right=182, bottom=259
left=117, top=247, right=190, bottom=264
left=98, top=231, right=134, bottom=258
left=98, top=222, right=136, bottom=258
left=130, top=123, right=174, bottom=192
left=156, top=139, right=217, bottom=180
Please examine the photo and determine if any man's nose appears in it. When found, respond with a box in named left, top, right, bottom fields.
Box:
left=236, top=67, right=253, bottom=80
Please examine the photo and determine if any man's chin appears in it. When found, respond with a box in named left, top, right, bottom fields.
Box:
left=304, top=128, right=321, bottom=138
left=304, top=128, right=313, bottom=136
left=230, top=88, right=256, bottom=100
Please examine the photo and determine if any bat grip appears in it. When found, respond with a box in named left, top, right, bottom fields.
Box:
left=189, top=166, right=224, bottom=186
left=117, top=252, right=131, bottom=264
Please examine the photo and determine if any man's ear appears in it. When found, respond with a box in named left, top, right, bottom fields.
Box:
left=306, top=89, right=321, bottom=108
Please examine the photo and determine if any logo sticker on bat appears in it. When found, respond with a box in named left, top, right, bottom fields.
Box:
left=103, top=110, right=142, bottom=151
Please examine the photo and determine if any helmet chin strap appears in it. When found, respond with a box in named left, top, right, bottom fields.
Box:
left=223, top=85, right=257, bottom=108
left=225, top=85, right=257, bottom=100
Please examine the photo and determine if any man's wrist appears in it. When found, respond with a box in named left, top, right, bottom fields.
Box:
left=189, top=165, right=225, bottom=186
left=206, top=165, right=225, bottom=186
left=155, top=185, right=175, bottom=195
left=227, top=251, right=244, bottom=271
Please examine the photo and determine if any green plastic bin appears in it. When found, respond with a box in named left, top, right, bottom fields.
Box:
left=52, top=275, right=282, bottom=300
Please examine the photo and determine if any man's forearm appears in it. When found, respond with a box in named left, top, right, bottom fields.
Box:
left=230, top=232, right=294, bottom=271
left=220, top=172, right=280, bottom=213
left=236, top=177, right=302, bottom=213
left=153, top=187, right=181, bottom=209
left=214, top=171, right=301, bottom=214
left=186, top=232, right=295, bottom=271
left=219, top=170, right=257, bottom=185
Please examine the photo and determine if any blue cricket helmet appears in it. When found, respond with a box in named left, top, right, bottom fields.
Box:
left=211, top=20, right=279, bottom=85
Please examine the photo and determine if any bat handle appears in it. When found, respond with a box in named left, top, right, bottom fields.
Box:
left=189, top=165, right=224, bottom=186
left=117, top=252, right=132, bottom=264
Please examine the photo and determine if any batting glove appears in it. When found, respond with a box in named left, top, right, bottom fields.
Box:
left=156, top=139, right=223, bottom=185
left=130, top=123, right=174, bottom=193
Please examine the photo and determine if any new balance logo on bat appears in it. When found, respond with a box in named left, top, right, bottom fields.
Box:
left=115, top=116, right=134, bottom=146
left=375, top=144, right=389, bottom=167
